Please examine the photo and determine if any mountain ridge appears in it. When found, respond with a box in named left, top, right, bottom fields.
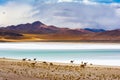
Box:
left=0, top=21, right=94, bottom=34
left=0, top=21, right=120, bottom=42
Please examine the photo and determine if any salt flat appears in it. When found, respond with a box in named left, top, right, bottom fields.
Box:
left=0, top=42, right=120, bottom=50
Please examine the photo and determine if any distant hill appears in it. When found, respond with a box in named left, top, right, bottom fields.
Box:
left=1, top=21, right=60, bottom=34
left=0, top=21, right=120, bottom=42
left=84, top=28, right=106, bottom=32
left=0, top=21, right=92, bottom=35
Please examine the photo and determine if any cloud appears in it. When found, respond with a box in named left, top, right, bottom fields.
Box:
left=36, top=0, right=120, bottom=4
left=0, top=1, right=38, bottom=26
left=0, top=0, right=120, bottom=30
left=33, top=2, right=120, bottom=29
left=58, top=0, right=73, bottom=2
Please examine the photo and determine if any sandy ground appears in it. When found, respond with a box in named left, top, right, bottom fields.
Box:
left=0, top=58, right=120, bottom=80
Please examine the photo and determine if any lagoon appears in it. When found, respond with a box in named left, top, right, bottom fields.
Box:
left=0, top=42, right=120, bottom=66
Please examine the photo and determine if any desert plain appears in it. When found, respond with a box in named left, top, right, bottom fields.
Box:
left=0, top=58, right=120, bottom=80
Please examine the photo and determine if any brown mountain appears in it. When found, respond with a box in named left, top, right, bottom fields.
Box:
left=0, top=21, right=61, bottom=34
left=96, top=29, right=120, bottom=37
left=0, top=21, right=92, bottom=35
left=0, top=21, right=120, bottom=42
left=91, top=29, right=120, bottom=40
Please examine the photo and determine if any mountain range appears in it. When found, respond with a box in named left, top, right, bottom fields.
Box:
left=0, top=21, right=120, bottom=42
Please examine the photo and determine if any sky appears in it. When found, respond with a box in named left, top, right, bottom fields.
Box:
left=0, top=0, right=120, bottom=30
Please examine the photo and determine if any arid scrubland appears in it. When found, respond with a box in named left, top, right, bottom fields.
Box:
left=0, top=58, right=120, bottom=80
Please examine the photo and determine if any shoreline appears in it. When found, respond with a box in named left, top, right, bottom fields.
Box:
left=1, top=58, right=120, bottom=68
left=1, top=57, right=120, bottom=66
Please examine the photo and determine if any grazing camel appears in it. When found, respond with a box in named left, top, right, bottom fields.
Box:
left=84, top=62, right=88, bottom=66
left=81, top=61, right=83, bottom=64
left=22, top=58, right=27, bottom=61
left=43, top=61, right=48, bottom=65
left=31, top=61, right=37, bottom=67
left=70, top=60, right=74, bottom=63
left=28, top=59, right=31, bottom=61
left=33, top=58, right=37, bottom=61
left=50, top=63, right=53, bottom=66
left=80, top=62, right=88, bottom=68
left=80, top=64, right=85, bottom=68
left=90, top=63, right=93, bottom=65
